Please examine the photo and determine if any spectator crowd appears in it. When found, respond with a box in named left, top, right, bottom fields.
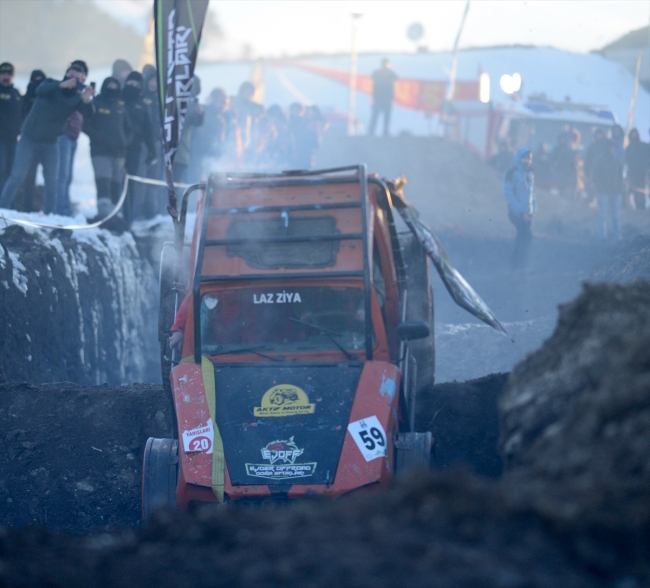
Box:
left=0, top=59, right=329, bottom=225
left=492, top=122, right=650, bottom=242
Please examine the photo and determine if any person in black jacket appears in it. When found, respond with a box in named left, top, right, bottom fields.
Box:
left=0, top=63, right=94, bottom=213
left=625, top=128, right=650, bottom=210
left=142, top=65, right=165, bottom=217
left=15, top=69, right=46, bottom=211
left=122, top=71, right=156, bottom=223
left=594, top=140, right=623, bottom=241
left=84, top=77, right=132, bottom=207
left=0, top=62, right=23, bottom=194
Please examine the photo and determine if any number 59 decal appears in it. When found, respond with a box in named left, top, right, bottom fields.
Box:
left=347, top=416, right=387, bottom=462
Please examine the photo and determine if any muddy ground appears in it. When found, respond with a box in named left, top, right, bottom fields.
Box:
left=1, top=281, right=648, bottom=587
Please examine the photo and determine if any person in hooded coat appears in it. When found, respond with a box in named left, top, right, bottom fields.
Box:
left=84, top=77, right=132, bottom=207
left=122, top=71, right=156, bottom=222
left=594, top=140, right=623, bottom=240
left=503, top=148, right=536, bottom=270
left=625, top=128, right=650, bottom=210
left=141, top=65, right=165, bottom=217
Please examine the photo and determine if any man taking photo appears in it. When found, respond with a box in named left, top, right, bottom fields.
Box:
left=0, top=63, right=95, bottom=214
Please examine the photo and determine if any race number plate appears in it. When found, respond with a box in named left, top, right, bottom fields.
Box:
left=347, top=416, right=387, bottom=462
left=182, top=419, right=214, bottom=454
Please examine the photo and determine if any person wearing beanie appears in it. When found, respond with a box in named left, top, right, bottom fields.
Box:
left=0, top=62, right=23, bottom=194
left=122, top=70, right=156, bottom=223
left=84, top=77, right=132, bottom=207
left=56, top=59, right=90, bottom=216
left=112, top=59, right=133, bottom=89
left=0, top=63, right=95, bottom=214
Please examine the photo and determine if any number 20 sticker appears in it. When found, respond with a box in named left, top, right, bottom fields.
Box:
left=348, top=416, right=387, bottom=462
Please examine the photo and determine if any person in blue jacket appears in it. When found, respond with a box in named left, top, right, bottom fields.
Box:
left=503, top=147, right=536, bottom=270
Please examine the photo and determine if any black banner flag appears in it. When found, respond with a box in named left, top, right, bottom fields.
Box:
left=154, top=0, right=210, bottom=217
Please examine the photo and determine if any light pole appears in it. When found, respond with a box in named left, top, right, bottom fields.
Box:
left=347, top=12, right=362, bottom=136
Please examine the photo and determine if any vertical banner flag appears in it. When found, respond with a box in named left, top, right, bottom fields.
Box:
left=154, top=0, right=210, bottom=218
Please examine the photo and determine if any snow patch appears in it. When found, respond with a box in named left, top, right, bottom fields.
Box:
left=8, top=252, right=28, bottom=294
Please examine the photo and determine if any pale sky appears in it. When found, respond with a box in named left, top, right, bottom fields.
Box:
left=94, top=0, right=649, bottom=59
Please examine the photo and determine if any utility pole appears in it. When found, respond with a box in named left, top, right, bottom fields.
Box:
left=347, top=12, right=362, bottom=136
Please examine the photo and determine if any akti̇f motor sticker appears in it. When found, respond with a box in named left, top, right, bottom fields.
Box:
left=347, top=416, right=387, bottom=462
left=253, top=384, right=315, bottom=417
left=182, top=419, right=215, bottom=454
left=245, top=436, right=316, bottom=480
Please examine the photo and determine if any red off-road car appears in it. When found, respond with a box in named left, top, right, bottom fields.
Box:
left=143, top=166, right=435, bottom=514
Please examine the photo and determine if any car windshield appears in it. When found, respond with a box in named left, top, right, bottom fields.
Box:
left=200, top=286, right=367, bottom=355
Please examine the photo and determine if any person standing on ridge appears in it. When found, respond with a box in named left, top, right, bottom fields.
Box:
left=624, top=128, right=650, bottom=211
left=594, top=140, right=624, bottom=241
left=56, top=59, right=89, bottom=216
left=84, top=77, right=132, bottom=212
left=503, top=148, right=536, bottom=271
left=369, top=58, right=398, bottom=137
left=0, top=63, right=23, bottom=195
left=122, top=71, right=156, bottom=223
left=0, top=63, right=95, bottom=214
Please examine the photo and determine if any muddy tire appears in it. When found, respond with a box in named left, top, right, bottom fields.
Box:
left=395, top=431, right=433, bottom=473
left=142, top=437, right=179, bottom=518
left=401, top=233, right=436, bottom=393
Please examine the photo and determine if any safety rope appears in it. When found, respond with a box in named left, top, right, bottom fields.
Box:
left=0, top=174, right=193, bottom=232
left=201, top=355, right=225, bottom=503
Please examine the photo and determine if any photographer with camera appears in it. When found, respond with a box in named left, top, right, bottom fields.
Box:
left=0, top=63, right=95, bottom=214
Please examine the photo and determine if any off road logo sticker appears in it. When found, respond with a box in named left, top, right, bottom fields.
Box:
left=348, top=416, right=387, bottom=462
left=182, top=419, right=214, bottom=454
left=253, top=384, right=315, bottom=417
left=245, top=437, right=316, bottom=480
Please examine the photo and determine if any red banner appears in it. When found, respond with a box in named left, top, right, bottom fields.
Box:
left=289, top=62, right=479, bottom=113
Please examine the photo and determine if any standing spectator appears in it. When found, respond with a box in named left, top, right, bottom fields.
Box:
left=195, top=88, right=240, bottom=172
left=84, top=77, right=132, bottom=209
left=173, top=76, right=203, bottom=184
left=122, top=71, right=156, bottom=222
left=369, top=58, right=397, bottom=137
left=0, top=64, right=94, bottom=213
left=112, top=59, right=133, bottom=89
left=489, top=140, right=514, bottom=175
left=263, top=104, right=290, bottom=169
left=0, top=62, right=22, bottom=195
left=288, top=103, right=311, bottom=169
left=584, top=128, right=609, bottom=201
left=594, top=140, right=623, bottom=240
left=611, top=124, right=625, bottom=163
left=624, top=128, right=650, bottom=211
left=16, top=70, right=46, bottom=212
left=550, top=131, right=578, bottom=200
left=142, top=65, right=165, bottom=217
left=533, top=142, right=552, bottom=190
left=230, top=81, right=263, bottom=163
left=56, top=59, right=89, bottom=216
left=503, top=148, right=536, bottom=270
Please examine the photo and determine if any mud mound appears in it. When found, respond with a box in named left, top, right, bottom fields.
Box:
left=500, top=281, right=650, bottom=526
left=417, top=373, right=508, bottom=478
left=589, top=234, right=650, bottom=284
left=0, top=224, right=158, bottom=385
left=3, top=470, right=640, bottom=588
left=0, top=382, right=171, bottom=534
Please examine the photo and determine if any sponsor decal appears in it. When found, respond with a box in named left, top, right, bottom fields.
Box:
left=348, top=416, right=387, bottom=462
left=245, top=436, right=316, bottom=480
left=253, top=384, right=315, bottom=417
left=182, top=418, right=214, bottom=454
left=253, top=291, right=302, bottom=304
